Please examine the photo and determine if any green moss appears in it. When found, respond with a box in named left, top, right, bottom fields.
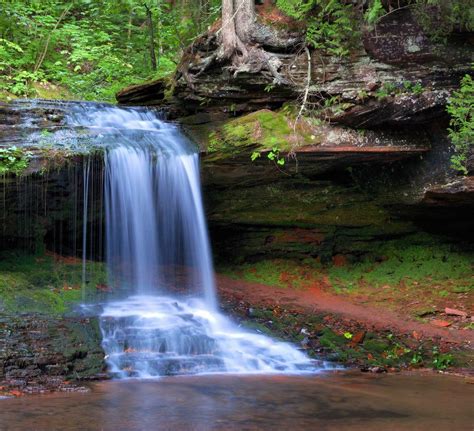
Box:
left=241, top=320, right=278, bottom=337
left=207, top=180, right=412, bottom=233
left=32, top=81, right=73, bottom=100
left=0, top=89, right=17, bottom=102
left=328, top=233, right=474, bottom=292
left=319, top=328, right=346, bottom=349
left=222, top=258, right=317, bottom=289
left=223, top=231, right=473, bottom=293
left=363, top=339, right=389, bottom=354
left=0, top=251, right=107, bottom=314
left=205, top=110, right=310, bottom=159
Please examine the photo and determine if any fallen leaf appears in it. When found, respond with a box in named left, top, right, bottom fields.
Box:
left=431, top=320, right=451, bottom=328
left=350, top=331, right=366, bottom=346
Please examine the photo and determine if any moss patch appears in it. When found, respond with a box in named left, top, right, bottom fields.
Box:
left=206, top=110, right=313, bottom=160
left=327, top=234, right=473, bottom=294
left=207, top=179, right=412, bottom=232
left=0, top=90, right=17, bottom=102
left=32, top=81, right=73, bottom=100
left=0, top=251, right=107, bottom=315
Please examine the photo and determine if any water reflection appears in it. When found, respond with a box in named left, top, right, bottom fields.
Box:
left=1, top=373, right=472, bottom=430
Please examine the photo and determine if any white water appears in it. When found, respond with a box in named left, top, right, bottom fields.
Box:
left=69, top=105, right=322, bottom=378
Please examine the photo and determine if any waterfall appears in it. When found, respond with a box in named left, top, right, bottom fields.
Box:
left=68, top=104, right=321, bottom=378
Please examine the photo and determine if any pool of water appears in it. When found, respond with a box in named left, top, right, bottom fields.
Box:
left=1, top=371, right=472, bottom=430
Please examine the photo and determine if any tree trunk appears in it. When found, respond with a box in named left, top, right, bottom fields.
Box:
left=145, top=4, right=157, bottom=71
left=235, top=0, right=255, bottom=43
left=220, top=0, right=238, bottom=59
left=219, top=0, right=255, bottom=60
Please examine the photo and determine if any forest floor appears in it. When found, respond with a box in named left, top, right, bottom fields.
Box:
left=217, top=268, right=473, bottom=374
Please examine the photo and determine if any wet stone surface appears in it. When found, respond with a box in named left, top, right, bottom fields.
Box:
left=0, top=313, right=105, bottom=395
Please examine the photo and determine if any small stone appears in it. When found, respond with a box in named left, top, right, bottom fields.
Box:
left=416, top=308, right=437, bottom=317
left=300, top=336, right=310, bottom=347
left=366, top=81, right=378, bottom=91
left=444, top=307, right=468, bottom=318
left=369, top=366, right=386, bottom=373
left=247, top=307, right=255, bottom=317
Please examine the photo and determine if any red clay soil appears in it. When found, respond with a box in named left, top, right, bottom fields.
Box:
left=216, top=275, right=474, bottom=346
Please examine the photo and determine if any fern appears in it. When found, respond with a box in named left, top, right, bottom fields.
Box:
left=276, top=0, right=357, bottom=56
left=365, top=0, right=385, bottom=25
left=447, top=72, right=474, bottom=174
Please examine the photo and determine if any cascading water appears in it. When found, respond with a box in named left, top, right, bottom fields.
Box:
left=68, top=104, right=323, bottom=378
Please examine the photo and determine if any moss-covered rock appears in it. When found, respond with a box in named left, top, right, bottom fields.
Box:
left=205, top=109, right=308, bottom=160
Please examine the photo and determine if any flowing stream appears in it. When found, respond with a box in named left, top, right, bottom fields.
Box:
left=67, top=105, right=320, bottom=378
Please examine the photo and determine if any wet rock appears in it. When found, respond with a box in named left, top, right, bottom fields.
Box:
left=300, top=336, right=310, bottom=347
left=0, top=313, right=105, bottom=392
left=361, top=366, right=387, bottom=373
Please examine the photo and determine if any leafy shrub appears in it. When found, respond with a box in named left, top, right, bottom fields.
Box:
left=447, top=72, right=474, bottom=174
left=276, top=0, right=358, bottom=56
left=0, top=146, right=32, bottom=175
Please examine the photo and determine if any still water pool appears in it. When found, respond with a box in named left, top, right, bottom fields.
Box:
left=0, top=371, right=472, bottom=430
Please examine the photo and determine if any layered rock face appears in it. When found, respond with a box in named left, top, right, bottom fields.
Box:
left=0, top=100, right=105, bottom=255
left=116, top=8, right=473, bottom=265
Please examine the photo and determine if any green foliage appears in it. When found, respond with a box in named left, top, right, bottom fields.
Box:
left=277, top=1, right=474, bottom=56
left=431, top=346, right=454, bottom=370
left=364, top=0, right=473, bottom=40
left=364, top=0, right=385, bottom=25
left=413, top=0, right=474, bottom=42
left=0, top=0, right=221, bottom=101
left=276, top=0, right=358, bottom=56
left=251, top=147, right=286, bottom=165
left=375, top=81, right=425, bottom=100
left=0, top=146, right=32, bottom=175
left=447, top=72, right=474, bottom=174
left=267, top=147, right=286, bottom=166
